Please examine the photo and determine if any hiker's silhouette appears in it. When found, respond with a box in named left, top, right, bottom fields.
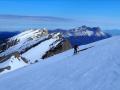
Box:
left=73, top=45, right=79, bottom=54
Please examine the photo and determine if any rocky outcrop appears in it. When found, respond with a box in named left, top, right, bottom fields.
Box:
left=0, top=66, right=11, bottom=73
left=42, top=39, right=72, bottom=59
left=0, top=51, right=28, bottom=64
left=0, top=38, right=19, bottom=53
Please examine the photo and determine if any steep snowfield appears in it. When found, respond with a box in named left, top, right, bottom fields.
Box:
left=22, top=32, right=62, bottom=63
left=0, top=56, right=27, bottom=74
left=0, top=32, right=64, bottom=74
left=0, top=36, right=120, bottom=90
left=22, top=37, right=61, bottom=63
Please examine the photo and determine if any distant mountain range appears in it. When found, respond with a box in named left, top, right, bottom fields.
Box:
left=0, top=26, right=111, bottom=45
left=49, top=25, right=111, bottom=46
left=0, top=25, right=111, bottom=46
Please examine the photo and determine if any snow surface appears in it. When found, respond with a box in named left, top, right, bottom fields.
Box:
left=0, top=36, right=120, bottom=90
left=0, top=56, right=27, bottom=74
left=9, top=29, right=43, bottom=41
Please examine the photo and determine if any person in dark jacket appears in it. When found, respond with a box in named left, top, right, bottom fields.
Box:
left=73, top=45, right=79, bottom=54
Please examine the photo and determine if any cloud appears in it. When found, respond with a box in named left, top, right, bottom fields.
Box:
left=0, top=14, right=77, bottom=31
left=0, top=14, right=74, bottom=22
left=1, top=14, right=120, bottom=31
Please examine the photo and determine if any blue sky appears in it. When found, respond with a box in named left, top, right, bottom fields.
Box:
left=0, top=0, right=120, bottom=31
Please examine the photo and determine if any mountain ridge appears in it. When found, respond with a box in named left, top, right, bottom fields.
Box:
left=0, top=26, right=111, bottom=74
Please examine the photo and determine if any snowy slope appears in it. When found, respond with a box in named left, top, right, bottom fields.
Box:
left=0, top=36, right=120, bottom=90
left=0, top=31, right=64, bottom=74
left=0, top=56, right=27, bottom=74
left=22, top=36, right=61, bottom=63
left=0, top=28, right=48, bottom=57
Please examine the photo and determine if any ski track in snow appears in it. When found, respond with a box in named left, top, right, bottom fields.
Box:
left=0, top=36, right=120, bottom=90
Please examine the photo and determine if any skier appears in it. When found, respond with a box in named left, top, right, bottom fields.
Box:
left=73, top=45, right=79, bottom=54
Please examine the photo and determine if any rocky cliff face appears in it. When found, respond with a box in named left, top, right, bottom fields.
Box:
left=42, top=39, right=72, bottom=59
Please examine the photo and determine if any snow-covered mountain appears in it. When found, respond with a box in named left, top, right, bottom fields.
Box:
left=0, top=28, right=49, bottom=55
left=49, top=25, right=111, bottom=46
left=0, top=26, right=111, bottom=74
left=0, top=36, right=120, bottom=90
left=0, top=28, right=72, bottom=74
left=50, top=25, right=110, bottom=37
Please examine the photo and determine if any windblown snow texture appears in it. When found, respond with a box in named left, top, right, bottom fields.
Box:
left=0, top=36, right=120, bottom=90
